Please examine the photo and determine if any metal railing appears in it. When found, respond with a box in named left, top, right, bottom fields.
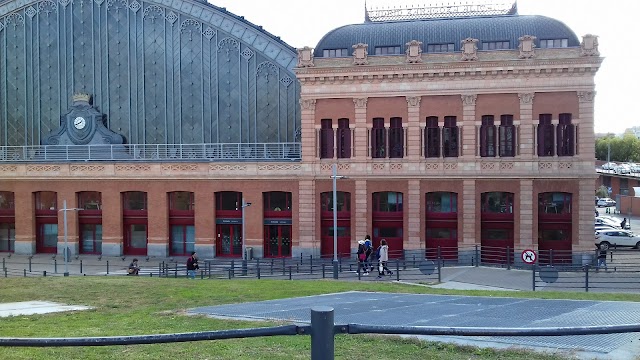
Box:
left=2, top=307, right=640, bottom=360
left=0, top=143, right=301, bottom=162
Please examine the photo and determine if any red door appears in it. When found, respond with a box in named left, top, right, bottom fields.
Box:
left=36, top=223, right=58, bottom=254
left=264, top=225, right=291, bottom=258
left=425, top=225, right=458, bottom=260
left=480, top=223, right=514, bottom=264
left=216, top=224, right=242, bottom=257
left=124, top=223, right=147, bottom=256
left=320, top=219, right=351, bottom=258
left=372, top=221, right=403, bottom=259
left=538, top=224, right=572, bottom=265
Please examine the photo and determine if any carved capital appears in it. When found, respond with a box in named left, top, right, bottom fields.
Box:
left=581, top=34, right=600, bottom=56
left=300, top=98, right=316, bottom=111
left=578, top=91, right=596, bottom=103
left=406, top=96, right=421, bottom=107
left=405, top=40, right=423, bottom=63
left=353, top=98, right=368, bottom=108
left=461, top=94, right=477, bottom=106
left=518, top=93, right=535, bottom=104
left=518, top=35, right=537, bottom=59
left=352, top=43, right=369, bottom=65
left=460, top=38, right=478, bottom=61
left=296, top=46, right=315, bottom=68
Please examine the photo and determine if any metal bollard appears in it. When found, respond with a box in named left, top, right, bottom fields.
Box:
left=200, top=270, right=204, bottom=280
left=322, top=263, right=326, bottom=279
left=310, top=307, right=335, bottom=360
left=43, top=270, right=47, bottom=277
left=288, top=266, right=292, bottom=280
left=4, top=268, right=6, bottom=277
left=506, top=247, right=511, bottom=270
left=396, top=260, right=400, bottom=281
left=270, top=258, right=274, bottom=275
left=228, top=267, right=232, bottom=279
left=24, top=269, right=26, bottom=277
left=29, top=257, right=32, bottom=272
left=585, top=265, right=590, bottom=293
left=310, top=256, right=313, bottom=275
left=80, top=260, right=83, bottom=274
left=413, top=255, right=416, bottom=268
left=257, top=260, right=261, bottom=279
left=475, top=245, right=480, bottom=267
left=174, top=262, right=178, bottom=278
left=106, top=261, right=109, bottom=275
left=242, top=259, right=248, bottom=276
left=54, top=259, right=57, bottom=273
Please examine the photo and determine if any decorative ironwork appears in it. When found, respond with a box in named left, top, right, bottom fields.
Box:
left=365, top=1, right=517, bottom=22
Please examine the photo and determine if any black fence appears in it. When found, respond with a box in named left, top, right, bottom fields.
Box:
left=2, top=308, right=640, bottom=360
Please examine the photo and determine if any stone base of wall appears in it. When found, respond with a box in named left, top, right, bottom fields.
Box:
left=57, top=241, right=79, bottom=257
left=292, top=246, right=319, bottom=259
left=14, top=241, right=35, bottom=255
left=147, top=243, right=168, bottom=257
left=101, top=243, right=122, bottom=257
left=195, top=244, right=214, bottom=259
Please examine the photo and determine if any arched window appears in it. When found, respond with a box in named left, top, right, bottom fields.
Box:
left=426, top=192, right=457, bottom=213
left=538, top=192, right=571, bottom=215
left=372, top=192, right=403, bottom=212
left=481, top=192, right=513, bottom=214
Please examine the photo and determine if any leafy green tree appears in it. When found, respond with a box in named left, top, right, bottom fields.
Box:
left=595, top=185, right=608, bottom=198
left=595, top=133, right=640, bottom=162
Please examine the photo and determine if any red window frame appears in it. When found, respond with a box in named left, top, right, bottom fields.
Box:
left=557, top=113, right=574, bottom=156
left=372, top=192, right=403, bottom=220
left=480, top=115, right=496, bottom=157
left=499, top=115, right=515, bottom=157
left=425, top=117, right=440, bottom=158
left=320, top=191, right=351, bottom=216
left=388, top=117, right=404, bottom=158
left=537, top=114, right=554, bottom=157
left=336, top=118, right=351, bottom=159
left=263, top=191, right=293, bottom=218
left=371, top=118, right=386, bottom=158
left=443, top=116, right=458, bottom=157
left=320, top=119, right=334, bottom=159
left=215, top=191, right=242, bottom=218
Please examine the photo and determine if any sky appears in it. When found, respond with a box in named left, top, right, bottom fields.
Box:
left=210, top=0, right=637, bottom=134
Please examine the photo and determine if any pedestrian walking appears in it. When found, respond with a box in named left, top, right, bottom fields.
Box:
left=597, top=245, right=608, bottom=271
left=363, top=235, right=373, bottom=272
left=357, top=240, right=369, bottom=275
left=186, top=251, right=199, bottom=279
left=621, top=218, right=627, bottom=230
left=376, top=239, right=393, bottom=279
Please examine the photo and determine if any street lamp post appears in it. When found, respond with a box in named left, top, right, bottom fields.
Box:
left=241, top=198, right=252, bottom=275
left=331, top=164, right=346, bottom=279
left=59, top=200, right=82, bottom=277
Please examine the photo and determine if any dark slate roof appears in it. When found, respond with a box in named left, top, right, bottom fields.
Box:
left=315, top=15, right=579, bottom=57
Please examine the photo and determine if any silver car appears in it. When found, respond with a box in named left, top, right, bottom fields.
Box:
left=595, top=230, right=639, bottom=250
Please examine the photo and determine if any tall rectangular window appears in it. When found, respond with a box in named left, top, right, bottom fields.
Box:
left=322, top=49, right=348, bottom=57
left=480, top=115, right=496, bottom=157
left=443, top=116, right=458, bottom=158
left=388, top=117, right=404, bottom=158
left=319, top=119, right=333, bottom=159
left=336, top=118, right=351, bottom=159
left=371, top=118, right=386, bottom=158
left=425, top=116, right=440, bottom=158
left=537, top=114, right=554, bottom=157
left=557, top=113, right=574, bottom=156
left=499, top=115, right=515, bottom=157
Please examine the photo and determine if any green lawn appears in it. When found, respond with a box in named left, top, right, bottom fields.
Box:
left=1, top=277, right=637, bottom=360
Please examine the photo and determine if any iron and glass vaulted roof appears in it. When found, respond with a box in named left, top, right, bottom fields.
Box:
left=314, top=15, right=580, bottom=57
left=0, top=0, right=300, bottom=148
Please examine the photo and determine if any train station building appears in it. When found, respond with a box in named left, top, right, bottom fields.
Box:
left=0, top=0, right=601, bottom=263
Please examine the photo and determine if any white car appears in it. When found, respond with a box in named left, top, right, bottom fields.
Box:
left=631, top=164, right=640, bottom=173
left=597, top=198, right=616, bottom=207
left=595, top=224, right=618, bottom=233
left=602, top=162, right=617, bottom=170
left=615, top=165, right=631, bottom=174
left=595, top=230, right=640, bottom=250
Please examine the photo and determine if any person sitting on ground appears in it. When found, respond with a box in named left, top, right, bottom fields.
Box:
left=127, top=258, right=140, bottom=275
left=186, top=251, right=199, bottom=279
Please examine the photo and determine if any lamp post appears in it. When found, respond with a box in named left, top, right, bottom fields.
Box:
left=59, top=200, right=82, bottom=277
left=331, top=164, right=346, bottom=279
left=241, top=198, right=252, bottom=275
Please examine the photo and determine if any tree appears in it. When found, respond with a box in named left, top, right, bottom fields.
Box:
left=595, top=134, right=640, bottom=162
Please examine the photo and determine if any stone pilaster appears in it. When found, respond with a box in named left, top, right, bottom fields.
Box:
left=14, top=190, right=35, bottom=255
left=406, top=96, right=421, bottom=159
left=147, top=187, right=168, bottom=257
left=102, top=188, right=123, bottom=257
left=518, top=179, right=534, bottom=248
left=462, top=180, right=476, bottom=246
left=194, top=190, right=214, bottom=259
left=300, top=98, right=317, bottom=161
left=461, top=94, right=477, bottom=159
left=296, top=180, right=317, bottom=257
left=578, top=178, right=597, bottom=251
left=353, top=98, right=368, bottom=159
left=406, top=180, right=421, bottom=252
left=518, top=93, right=535, bottom=157
left=355, top=180, right=368, bottom=244
left=578, top=91, right=596, bottom=160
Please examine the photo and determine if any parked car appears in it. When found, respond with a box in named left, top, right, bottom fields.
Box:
left=595, top=196, right=600, bottom=206
left=631, top=164, right=640, bottom=173
left=595, top=217, right=622, bottom=229
left=597, top=198, right=616, bottom=207
left=595, top=230, right=640, bottom=250
left=602, top=162, right=617, bottom=170
left=595, top=225, right=618, bottom=233
left=615, top=165, right=632, bottom=174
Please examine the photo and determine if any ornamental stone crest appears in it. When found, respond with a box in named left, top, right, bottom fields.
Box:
left=460, top=38, right=478, bottom=61
left=518, top=35, right=536, bottom=59
left=352, top=43, right=369, bottom=65
left=300, top=98, right=316, bottom=110
left=518, top=93, right=535, bottom=104
left=406, top=96, right=421, bottom=107
left=581, top=34, right=600, bottom=56
left=405, top=40, right=423, bottom=63
left=353, top=98, right=368, bottom=108
left=297, top=46, right=314, bottom=67
left=461, top=94, right=477, bottom=106
left=578, top=91, right=596, bottom=102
